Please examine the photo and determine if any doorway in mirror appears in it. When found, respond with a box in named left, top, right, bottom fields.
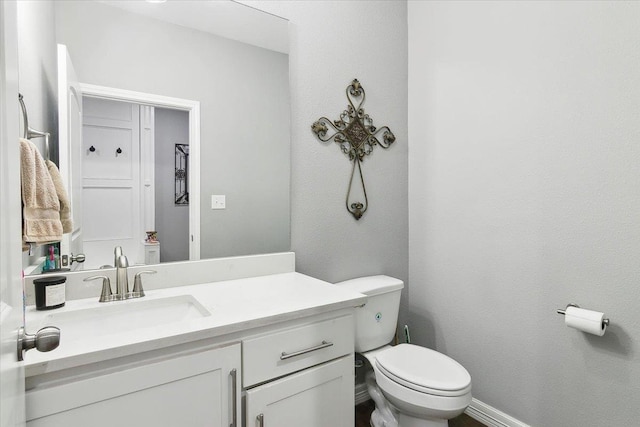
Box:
left=81, top=96, right=190, bottom=269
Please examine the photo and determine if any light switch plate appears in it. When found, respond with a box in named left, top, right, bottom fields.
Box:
left=211, top=195, right=226, bottom=209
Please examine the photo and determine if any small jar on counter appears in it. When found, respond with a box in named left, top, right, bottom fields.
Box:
left=33, top=276, right=66, bottom=310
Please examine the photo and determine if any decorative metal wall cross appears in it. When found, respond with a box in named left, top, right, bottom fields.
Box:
left=311, top=79, right=395, bottom=220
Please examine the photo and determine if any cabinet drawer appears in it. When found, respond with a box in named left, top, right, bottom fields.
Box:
left=243, top=315, right=354, bottom=387
left=245, top=356, right=354, bottom=427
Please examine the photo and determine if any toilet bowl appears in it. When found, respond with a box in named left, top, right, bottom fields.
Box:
left=335, top=276, right=472, bottom=427
left=365, top=345, right=471, bottom=427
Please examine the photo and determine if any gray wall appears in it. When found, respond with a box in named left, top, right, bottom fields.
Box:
left=248, top=0, right=408, bottom=387
left=154, top=107, right=189, bottom=263
left=249, top=1, right=409, bottom=288
left=55, top=1, right=290, bottom=259
left=15, top=1, right=640, bottom=424
left=17, top=1, right=57, bottom=152
left=409, top=1, right=640, bottom=426
left=17, top=1, right=58, bottom=268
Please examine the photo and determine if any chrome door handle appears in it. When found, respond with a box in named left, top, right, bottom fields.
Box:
left=17, top=326, right=60, bottom=361
left=70, top=253, right=85, bottom=265
left=257, top=414, right=264, bottom=427
left=229, top=368, right=237, bottom=427
left=280, top=340, right=333, bottom=360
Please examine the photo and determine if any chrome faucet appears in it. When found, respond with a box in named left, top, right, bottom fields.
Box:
left=115, top=254, right=130, bottom=300
left=114, top=246, right=123, bottom=268
left=85, top=246, right=153, bottom=302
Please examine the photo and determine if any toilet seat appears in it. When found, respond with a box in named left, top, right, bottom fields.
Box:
left=375, top=344, right=471, bottom=398
left=371, top=355, right=472, bottom=422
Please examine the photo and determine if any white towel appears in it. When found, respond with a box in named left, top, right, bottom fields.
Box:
left=20, top=138, right=63, bottom=247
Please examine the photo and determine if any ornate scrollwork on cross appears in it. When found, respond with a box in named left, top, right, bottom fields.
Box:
left=311, top=79, right=395, bottom=220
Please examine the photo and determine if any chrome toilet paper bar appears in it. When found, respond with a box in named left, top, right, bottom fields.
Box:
left=556, top=303, right=610, bottom=327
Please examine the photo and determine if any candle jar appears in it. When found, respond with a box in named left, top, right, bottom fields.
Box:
left=34, top=276, right=66, bottom=310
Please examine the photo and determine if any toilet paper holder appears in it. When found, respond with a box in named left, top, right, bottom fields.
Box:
left=556, top=303, right=610, bottom=327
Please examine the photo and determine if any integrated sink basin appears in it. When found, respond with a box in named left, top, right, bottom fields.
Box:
left=39, top=295, right=211, bottom=342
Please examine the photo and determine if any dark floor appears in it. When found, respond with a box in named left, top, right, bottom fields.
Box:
left=355, top=400, right=486, bottom=427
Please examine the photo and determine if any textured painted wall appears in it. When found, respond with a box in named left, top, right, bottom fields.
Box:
left=17, top=1, right=57, bottom=152
left=409, top=1, right=640, bottom=425
left=244, top=1, right=409, bottom=292
left=17, top=1, right=58, bottom=269
left=154, top=107, right=190, bottom=263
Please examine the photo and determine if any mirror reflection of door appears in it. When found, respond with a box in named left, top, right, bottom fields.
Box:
left=57, top=44, right=84, bottom=270
left=80, top=96, right=189, bottom=269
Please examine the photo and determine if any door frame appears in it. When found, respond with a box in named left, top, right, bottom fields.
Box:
left=0, top=0, right=26, bottom=425
left=79, top=84, right=201, bottom=261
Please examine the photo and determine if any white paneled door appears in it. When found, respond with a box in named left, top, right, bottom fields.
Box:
left=1, top=1, right=26, bottom=426
left=81, top=97, right=143, bottom=268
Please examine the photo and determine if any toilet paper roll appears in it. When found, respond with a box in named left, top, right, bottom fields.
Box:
left=564, top=306, right=607, bottom=336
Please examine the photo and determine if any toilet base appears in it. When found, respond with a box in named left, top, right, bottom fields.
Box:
left=398, top=412, right=447, bottom=427
left=370, top=405, right=450, bottom=427
left=366, top=370, right=452, bottom=427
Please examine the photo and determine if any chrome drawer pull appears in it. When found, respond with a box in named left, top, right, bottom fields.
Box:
left=229, top=368, right=237, bottom=427
left=280, top=340, right=334, bottom=360
left=257, top=414, right=264, bottom=427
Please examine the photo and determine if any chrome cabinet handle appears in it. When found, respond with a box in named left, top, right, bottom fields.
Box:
left=257, top=414, right=264, bottom=427
left=280, top=340, right=334, bottom=360
left=229, top=368, right=237, bottom=427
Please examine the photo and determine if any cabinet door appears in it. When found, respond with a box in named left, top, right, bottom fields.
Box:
left=26, top=343, right=241, bottom=427
left=245, top=356, right=354, bottom=427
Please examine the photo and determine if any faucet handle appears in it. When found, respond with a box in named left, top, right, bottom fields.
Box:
left=132, top=270, right=156, bottom=298
left=84, top=275, right=115, bottom=303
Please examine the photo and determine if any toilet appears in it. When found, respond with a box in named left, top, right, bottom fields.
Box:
left=336, top=276, right=472, bottom=427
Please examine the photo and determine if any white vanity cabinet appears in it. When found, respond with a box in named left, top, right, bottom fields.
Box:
left=26, top=343, right=241, bottom=427
left=245, top=356, right=353, bottom=427
left=243, top=314, right=355, bottom=427
left=23, top=269, right=367, bottom=427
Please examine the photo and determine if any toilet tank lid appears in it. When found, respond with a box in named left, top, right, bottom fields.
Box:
left=334, top=275, right=404, bottom=296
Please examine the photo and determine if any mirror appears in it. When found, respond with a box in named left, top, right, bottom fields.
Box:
left=18, top=0, right=290, bottom=273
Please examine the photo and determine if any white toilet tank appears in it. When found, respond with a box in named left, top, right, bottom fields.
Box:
left=335, top=275, right=404, bottom=353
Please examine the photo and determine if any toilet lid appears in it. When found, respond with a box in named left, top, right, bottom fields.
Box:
left=375, top=344, right=471, bottom=396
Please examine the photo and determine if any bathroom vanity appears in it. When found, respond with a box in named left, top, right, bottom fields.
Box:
left=22, top=256, right=366, bottom=427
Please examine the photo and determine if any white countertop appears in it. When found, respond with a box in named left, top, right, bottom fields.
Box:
left=24, top=272, right=367, bottom=377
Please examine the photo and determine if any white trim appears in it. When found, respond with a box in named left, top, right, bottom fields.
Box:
left=25, top=252, right=296, bottom=303
left=189, top=101, right=201, bottom=261
left=354, top=382, right=370, bottom=406
left=140, top=105, right=156, bottom=235
left=79, top=83, right=201, bottom=261
left=353, top=392, right=530, bottom=427
left=466, top=398, right=531, bottom=427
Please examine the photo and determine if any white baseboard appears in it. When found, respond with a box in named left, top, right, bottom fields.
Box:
left=465, top=398, right=530, bottom=427
left=355, top=383, right=370, bottom=405
left=355, top=391, right=529, bottom=427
